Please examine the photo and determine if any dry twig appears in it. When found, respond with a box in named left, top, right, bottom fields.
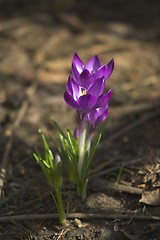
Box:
left=89, top=178, right=142, bottom=195
left=0, top=212, right=160, bottom=223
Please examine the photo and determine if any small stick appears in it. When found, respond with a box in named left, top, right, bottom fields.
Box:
left=0, top=212, right=160, bottom=223
left=89, top=178, right=142, bottom=195
left=90, top=166, right=119, bottom=178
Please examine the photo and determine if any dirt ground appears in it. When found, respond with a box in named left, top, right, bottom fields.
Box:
left=0, top=0, right=160, bottom=239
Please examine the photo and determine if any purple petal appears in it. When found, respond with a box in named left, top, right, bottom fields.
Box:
left=80, top=69, right=93, bottom=89
left=78, top=94, right=97, bottom=113
left=93, top=65, right=107, bottom=80
left=86, top=105, right=109, bottom=129
left=86, top=109, right=99, bottom=125
left=85, top=55, right=101, bottom=73
left=66, top=76, right=81, bottom=100
left=97, top=104, right=108, bottom=115
left=72, top=53, right=84, bottom=73
left=73, top=128, right=79, bottom=139
left=95, top=108, right=109, bottom=126
left=66, top=76, right=73, bottom=95
left=64, top=91, right=79, bottom=109
left=72, top=63, right=80, bottom=83
left=88, top=78, right=105, bottom=97
left=105, top=59, right=114, bottom=80
left=95, top=89, right=113, bottom=108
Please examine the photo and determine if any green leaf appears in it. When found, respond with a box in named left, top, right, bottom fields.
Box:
left=88, top=133, right=101, bottom=163
left=33, top=152, right=40, bottom=163
left=80, top=150, right=89, bottom=183
left=80, top=133, right=101, bottom=184
left=66, top=129, right=79, bottom=155
left=52, top=120, right=66, bottom=138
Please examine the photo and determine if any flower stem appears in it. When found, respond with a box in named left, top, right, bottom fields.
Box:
left=77, top=122, right=91, bottom=201
left=77, top=179, right=88, bottom=202
left=54, top=187, right=66, bottom=224
left=78, top=126, right=86, bottom=175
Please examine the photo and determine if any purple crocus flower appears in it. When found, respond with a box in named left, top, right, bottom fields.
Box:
left=72, top=53, right=114, bottom=88
left=64, top=53, right=114, bottom=121
left=63, top=53, right=114, bottom=201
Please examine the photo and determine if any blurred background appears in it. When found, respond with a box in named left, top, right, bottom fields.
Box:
left=0, top=0, right=159, bottom=135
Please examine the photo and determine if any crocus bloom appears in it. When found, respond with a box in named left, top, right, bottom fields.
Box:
left=72, top=53, right=114, bottom=88
left=63, top=53, right=114, bottom=201
left=64, top=53, right=114, bottom=121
